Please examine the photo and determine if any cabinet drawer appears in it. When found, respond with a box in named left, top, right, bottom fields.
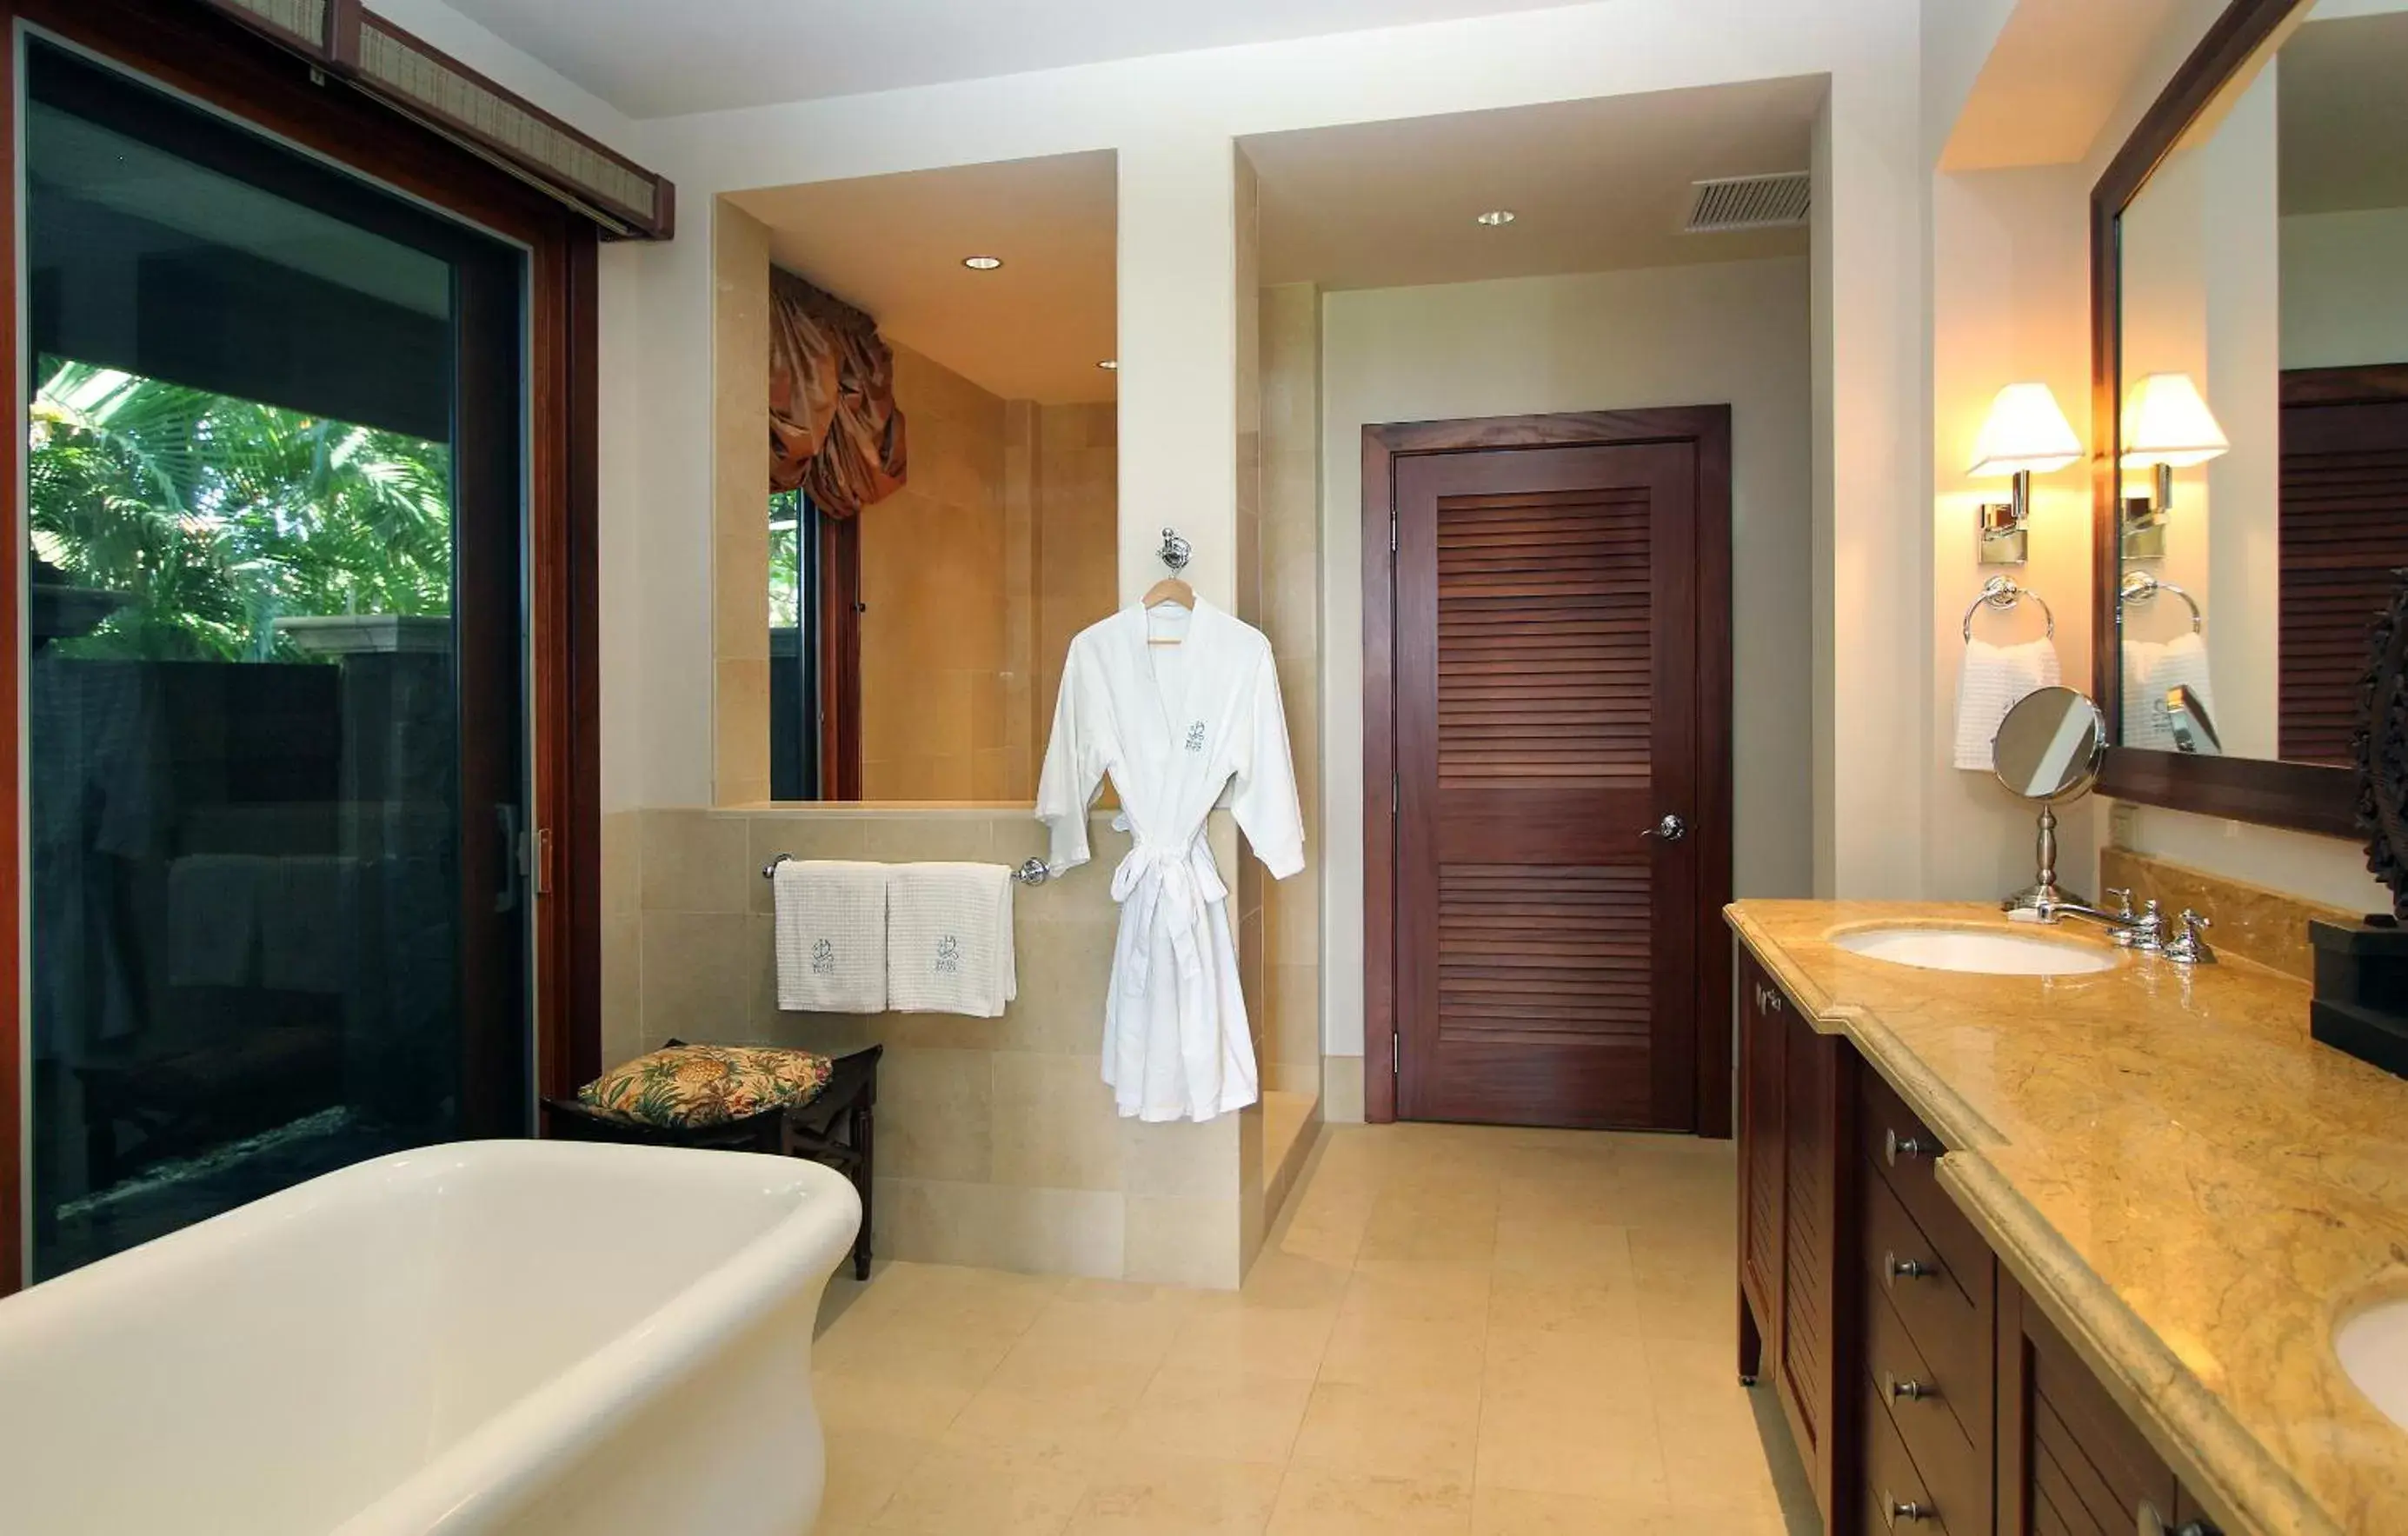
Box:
left=1862, top=1374, right=1955, bottom=1536
left=1866, top=1281, right=1986, bottom=1526
left=1862, top=1160, right=1995, bottom=1433
left=1860, top=1067, right=1987, bottom=1293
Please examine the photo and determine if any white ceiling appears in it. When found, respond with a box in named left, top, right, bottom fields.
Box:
left=729, top=152, right=1117, bottom=406
left=1245, top=80, right=1821, bottom=291
left=437, top=0, right=1588, bottom=120
left=2279, top=10, right=2408, bottom=215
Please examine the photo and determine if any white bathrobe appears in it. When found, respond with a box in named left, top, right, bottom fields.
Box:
left=1036, top=599, right=1305, bottom=1122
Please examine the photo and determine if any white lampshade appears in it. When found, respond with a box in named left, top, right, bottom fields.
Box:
left=1967, top=383, right=2082, bottom=477
left=2120, top=372, right=2229, bottom=468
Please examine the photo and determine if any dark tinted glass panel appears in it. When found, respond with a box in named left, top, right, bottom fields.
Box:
left=23, top=42, right=530, bottom=1280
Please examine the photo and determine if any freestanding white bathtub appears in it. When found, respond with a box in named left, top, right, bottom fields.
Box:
left=0, top=1140, right=861, bottom=1535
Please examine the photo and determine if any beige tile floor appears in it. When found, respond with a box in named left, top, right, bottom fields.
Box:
left=808, top=1121, right=1813, bottom=1534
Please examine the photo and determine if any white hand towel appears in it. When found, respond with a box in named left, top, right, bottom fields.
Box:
left=1952, top=636, right=2062, bottom=770
left=168, top=854, right=265, bottom=987
left=886, top=861, right=1017, bottom=1017
left=775, top=860, right=889, bottom=1014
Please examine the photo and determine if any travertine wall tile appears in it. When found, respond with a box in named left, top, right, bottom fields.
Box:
left=633, top=808, right=1254, bottom=1284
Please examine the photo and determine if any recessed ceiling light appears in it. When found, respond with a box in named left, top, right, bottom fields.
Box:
left=961, top=255, right=1003, bottom=270
left=1097, top=359, right=1119, bottom=371
left=1473, top=209, right=1517, bottom=228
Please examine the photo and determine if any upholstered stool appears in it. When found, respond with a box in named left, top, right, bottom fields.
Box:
left=543, top=1041, right=881, bottom=1280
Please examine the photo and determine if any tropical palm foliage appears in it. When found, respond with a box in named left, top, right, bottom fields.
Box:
left=29, top=356, right=452, bottom=662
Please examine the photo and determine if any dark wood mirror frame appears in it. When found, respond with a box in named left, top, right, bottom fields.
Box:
left=2089, top=0, right=2357, bottom=838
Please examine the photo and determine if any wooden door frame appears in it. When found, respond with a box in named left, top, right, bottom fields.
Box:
left=1361, top=407, right=1734, bottom=1134
left=0, top=0, right=606, bottom=1293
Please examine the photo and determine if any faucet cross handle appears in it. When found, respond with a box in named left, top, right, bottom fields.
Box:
left=2111, top=898, right=2165, bottom=951
left=2164, top=908, right=2217, bottom=966
left=2104, top=888, right=2135, bottom=921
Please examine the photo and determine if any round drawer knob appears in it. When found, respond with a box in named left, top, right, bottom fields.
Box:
left=1886, top=1252, right=1934, bottom=1286
left=1885, top=1370, right=1936, bottom=1402
left=1886, top=1128, right=1928, bottom=1165
left=1885, top=1493, right=1928, bottom=1526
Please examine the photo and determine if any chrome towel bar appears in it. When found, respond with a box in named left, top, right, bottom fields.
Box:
left=762, top=853, right=1054, bottom=887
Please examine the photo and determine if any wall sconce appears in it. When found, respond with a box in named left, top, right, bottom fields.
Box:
left=1967, top=382, right=2081, bottom=566
left=2119, top=371, right=2228, bottom=561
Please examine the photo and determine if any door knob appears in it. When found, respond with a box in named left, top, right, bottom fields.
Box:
left=1643, top=814, right=1687, bottom=842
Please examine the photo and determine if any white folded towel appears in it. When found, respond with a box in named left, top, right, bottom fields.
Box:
left=886, top=862, right=1017, bottom=1017
left=775, top=860, right=889, bottom=1014
left=168, top=854, right=265, bottom=987
left=1952, top=636, right=2062, bottom=770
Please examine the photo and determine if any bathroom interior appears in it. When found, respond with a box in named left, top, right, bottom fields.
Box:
left=2, top=0, right=2407, bottom=1533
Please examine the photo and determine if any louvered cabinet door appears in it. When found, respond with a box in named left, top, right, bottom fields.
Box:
left=1394, top=441, right=1702, bottom=1128
left=2278, top=393, right=2408, bottom=764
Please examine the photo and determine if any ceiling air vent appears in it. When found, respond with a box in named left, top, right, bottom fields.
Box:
left=1683, top=171, right=1813, bottom=234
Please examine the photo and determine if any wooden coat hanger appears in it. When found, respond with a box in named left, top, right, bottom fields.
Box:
left=1143, top=527, right=1194, bottom=645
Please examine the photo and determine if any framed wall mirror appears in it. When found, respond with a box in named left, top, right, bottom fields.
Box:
left=2092, top=0, right=2406, bottom=837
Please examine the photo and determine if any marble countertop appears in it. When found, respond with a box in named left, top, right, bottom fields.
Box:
left=1727, top=901, right=2408, bottom=1536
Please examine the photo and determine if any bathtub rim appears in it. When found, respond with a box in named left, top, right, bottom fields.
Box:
left=0, top=1139, right=859, bottom=1536
left=332, top=1140, right=860, bottom=1535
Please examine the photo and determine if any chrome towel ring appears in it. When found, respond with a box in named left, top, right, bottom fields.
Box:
left=1960, top=575, right=2055, bottom=642
left=2119, top=571, right=2203, bottom=634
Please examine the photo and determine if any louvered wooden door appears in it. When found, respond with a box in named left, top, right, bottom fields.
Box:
left=1394, top=439, right=1705, bottom=1128
left=2279, top=389, right=2408, bottom=763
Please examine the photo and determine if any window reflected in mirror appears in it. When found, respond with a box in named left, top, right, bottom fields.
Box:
left=2113, top=0, right=2408, bottom=767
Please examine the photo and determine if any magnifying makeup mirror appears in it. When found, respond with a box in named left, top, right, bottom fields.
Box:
left=1992, top=685, right=2106, bottom=912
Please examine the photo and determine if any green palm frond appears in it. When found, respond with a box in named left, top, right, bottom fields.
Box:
left=30, top=357, right=456, bottom=662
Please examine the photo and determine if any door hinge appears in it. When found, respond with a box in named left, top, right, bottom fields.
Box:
left=1391, top=772, right=1399, bottom=816
left=1392, top=1031, right=1401, bottom=1074
left=1389, top=512, right=1398, bottom=554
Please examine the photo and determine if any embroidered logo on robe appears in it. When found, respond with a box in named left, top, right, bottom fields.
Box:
left=935, top=934, right=961, bottom=974
left=1184, top=721, right=1207, bottom=753
left=810, top=938, right=836, bottom=975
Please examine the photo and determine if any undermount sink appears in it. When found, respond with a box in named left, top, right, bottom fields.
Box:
left=2337, top=1300, right=2408, bottom=1430
left=1831, top=926, right=2118, bottom=976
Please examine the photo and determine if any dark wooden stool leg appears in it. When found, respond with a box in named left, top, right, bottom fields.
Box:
left=849, top=1100, right=874, bottom=1280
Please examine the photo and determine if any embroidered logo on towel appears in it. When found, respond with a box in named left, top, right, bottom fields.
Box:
left=810, top=938, right=836, bottom=976
left=1184, top=721, right=1207, bottom=753
left=935, top=934, right=961, bottom=974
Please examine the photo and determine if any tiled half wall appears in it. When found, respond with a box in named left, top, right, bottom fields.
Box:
left=602, top=806, right=1294, bottom=1287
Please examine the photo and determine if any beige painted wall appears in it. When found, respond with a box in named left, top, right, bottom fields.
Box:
left=1261, top=283, right=1324, bottom=1107
left=1317, top=260, right=1815, bottom=1064
left=712, top=202, right=774, bottom=808
left=2283, top=208, right=2408, bottom=369
left=1927, top=163, right=2100, bottom=901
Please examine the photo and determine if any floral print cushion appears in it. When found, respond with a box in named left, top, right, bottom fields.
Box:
left=578, top=1043, right=834, bottom=1129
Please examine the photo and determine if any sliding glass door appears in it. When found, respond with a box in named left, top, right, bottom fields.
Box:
left=21, top=36, right=532, bottom=1280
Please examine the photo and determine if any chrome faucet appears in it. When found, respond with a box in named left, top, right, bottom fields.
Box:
left=2019, top=888, right=2165, bottom=952
left=2017, top=888, right=2218, bottom=964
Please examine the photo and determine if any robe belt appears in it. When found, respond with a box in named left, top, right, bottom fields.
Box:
left=1108, top=835, right=1227, bottom=1000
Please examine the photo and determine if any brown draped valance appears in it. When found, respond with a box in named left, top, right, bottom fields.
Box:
left=768, top=269, right=908, bottom=517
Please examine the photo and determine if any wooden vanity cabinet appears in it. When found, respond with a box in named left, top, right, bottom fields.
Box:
left=1735, top=952, right=1855, bottom=1530
left=1734, top=946, right=2227, bottom=1536
left=1997, top=1278, right=2224, bottom=1536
